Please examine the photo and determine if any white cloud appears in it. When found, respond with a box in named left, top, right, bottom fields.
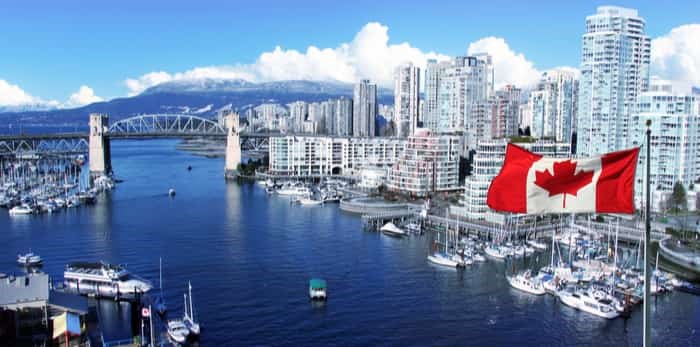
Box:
left=651, top=24, right=700, bottom=92
left=467, top=37, right=541, bottom=89
left=124, top=22, right=450, bottom=95
left=0, top=79, right=102, bottom=110
left=0, top=79, right=41, bottom=106
left=65, top=85, right=103, bottom=107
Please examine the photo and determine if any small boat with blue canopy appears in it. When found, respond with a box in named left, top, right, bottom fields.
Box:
left=309, top=278, right=327, bottom=300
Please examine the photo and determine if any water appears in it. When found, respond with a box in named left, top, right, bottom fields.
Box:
left=2, top=139, right=699, bottom=346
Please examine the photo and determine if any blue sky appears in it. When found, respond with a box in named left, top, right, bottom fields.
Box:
left=1, top=0, right=699, bottom=105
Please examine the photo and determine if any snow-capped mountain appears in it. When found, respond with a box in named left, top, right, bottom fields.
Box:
left=0, top=79, right=393, bottom=129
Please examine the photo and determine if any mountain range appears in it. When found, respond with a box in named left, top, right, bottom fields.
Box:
left=0, top=79, right=394, bottom=130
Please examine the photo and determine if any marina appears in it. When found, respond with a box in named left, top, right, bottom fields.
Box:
left=1, top=139, right=699, bottom=346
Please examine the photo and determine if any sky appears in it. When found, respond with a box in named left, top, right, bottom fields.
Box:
left=1, top=0, right=699, bottom=108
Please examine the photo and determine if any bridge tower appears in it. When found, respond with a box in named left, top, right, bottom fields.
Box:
left=224, top=111, right=241, bottom=179
left=88, top=113, right=112, bottom=178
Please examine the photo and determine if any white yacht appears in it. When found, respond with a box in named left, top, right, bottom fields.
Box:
left=380, top=222, right=406, bottom=237
left=507, top=270, right=546, bottom=295
left=167, top=319, right=190, bottom=344
left=277, top=185, right=310, bottom=196
left=17, top=251, right=43, bottom=266
left=557, top=287, right=619, bottom=319
left=64, top=262, right=153, bottom=298
left=9, top=204, right=34, bottom=215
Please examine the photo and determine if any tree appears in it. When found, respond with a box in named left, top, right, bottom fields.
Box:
left=671, top=181, right=687, bottom=212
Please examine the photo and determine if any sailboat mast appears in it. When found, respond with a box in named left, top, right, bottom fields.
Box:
left=159, top=257, right=163, bottom=294
left=188, top=281, right=194, bottom=320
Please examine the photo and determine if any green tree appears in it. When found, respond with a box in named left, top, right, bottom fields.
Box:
left=671, top=181, right=687, bottom=212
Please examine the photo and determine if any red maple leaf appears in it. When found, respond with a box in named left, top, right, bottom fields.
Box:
left=534, top=160, right=594, bottom=208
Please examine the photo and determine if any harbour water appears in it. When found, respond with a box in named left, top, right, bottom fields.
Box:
left=1, top=139, right=699, bottom=346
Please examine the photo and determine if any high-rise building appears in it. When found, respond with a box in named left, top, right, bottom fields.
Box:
left=528, top=69, right=579, bottom=142
left=577, top=6, right=650, bottom=155
left=336, top=97, right=353, bottom=136
left=630, top=78, right=700, bottom=211
left=490, top=85, right=521, bottom=140
left=393, top=63, right=420, bottom=138
left=437, top=54, right=494, bottom=147
left=424, top=59, right=448, bottom=131
left=519, top=104, right=532, bottom=133
left=353, top=79, right=378, bottom=137
left=307, top=102, right=324, bottom=134
left=386, top=129, right=461, bottom=197
left=288, top=101, right=308, bottom=133
left=323, top=100, right=337, bottom=135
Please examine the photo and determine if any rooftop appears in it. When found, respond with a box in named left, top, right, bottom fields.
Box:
left=0, top=273, right=50, bottom=307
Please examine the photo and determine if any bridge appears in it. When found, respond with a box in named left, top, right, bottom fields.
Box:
left=0, top=113, right=270, bottom=179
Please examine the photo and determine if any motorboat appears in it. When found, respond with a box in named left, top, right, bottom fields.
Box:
left=427, top=253, right=460, bottom=268
left=276, top=183, right=310, bottom=196
left=557, top=287, right=619, bottom=319
left=672, top=279, right=700, bottom=296
left=63, top=262, right=153, bottom=298
left=167, top=319, right=190, bottom=344
left=9, top=204, right=34, bottom=215
left=507, top=270, right=546, bottom=295
left=309, top=278, right=327, bottom=300
left=17, top=251, right=42, bottom=266
left=380, top=222, right=406, bottom=237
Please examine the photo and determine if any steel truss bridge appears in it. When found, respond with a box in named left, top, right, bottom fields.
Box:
left=0, top=114, right=274, bottom=156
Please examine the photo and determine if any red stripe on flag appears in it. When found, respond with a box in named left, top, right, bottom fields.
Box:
left=596, top=147, right=639, bottom=213
left=487, top=143, right=542, bottom=213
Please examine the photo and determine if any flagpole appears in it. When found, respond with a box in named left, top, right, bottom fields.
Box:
left=643, top=120, right=651, bottom=347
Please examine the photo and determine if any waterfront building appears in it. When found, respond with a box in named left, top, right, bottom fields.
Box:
left=386, top=129, right=461, bottom=197
left=453, top=139, right=571, bottom=224
left=577, top=6, right=650, bottom=156
left=630, top=79, right=700, bottom=211
left=268, top=136, right=405, bottom=177
left=527, top=69, right=579, bottom=142
left=490, top=85, right=521, bottom=140
left=357, top=167, right=387, bottom=189
left=437, top=54, right=494, bottom=142
left=394, top=63, right=421, bottom=138
left=336, top=97, right=353, bottom=136
left=353, top=80, right=378, bottom=137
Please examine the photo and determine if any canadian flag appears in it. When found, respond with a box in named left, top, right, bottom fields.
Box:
left=487, top=144, right=640, bottom=214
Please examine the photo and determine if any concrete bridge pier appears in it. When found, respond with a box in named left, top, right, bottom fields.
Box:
left=224, top=111, right=241, bottom=179
left=88, top=113, right=112, bottom=179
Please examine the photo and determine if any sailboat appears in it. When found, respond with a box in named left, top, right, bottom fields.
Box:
left=183, top=281, right=200, bottom=336
left=154, top=258, right=167, bottom=315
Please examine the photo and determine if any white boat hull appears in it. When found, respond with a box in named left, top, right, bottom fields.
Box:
left=427, top=254, right=459, bottom=268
